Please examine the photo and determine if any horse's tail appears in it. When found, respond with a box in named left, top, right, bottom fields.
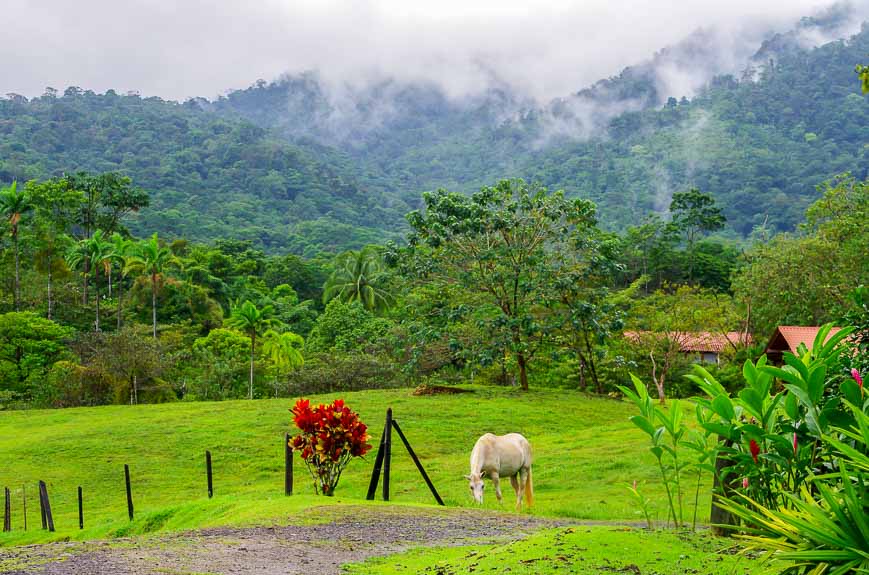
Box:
left=525, top=467, right=534, bottom=508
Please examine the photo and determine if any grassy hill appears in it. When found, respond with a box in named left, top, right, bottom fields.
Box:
left=0, top=386, right=701, bottom=546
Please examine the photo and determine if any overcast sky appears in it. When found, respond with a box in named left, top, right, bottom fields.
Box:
left=2, top=0, right=867, bottom=103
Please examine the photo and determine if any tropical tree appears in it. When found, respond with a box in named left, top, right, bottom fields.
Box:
left=323, top=247, right=393, bottom=312
left=667, top=188, right=725, bottom=285
left=0, top=182, right=33, bottom=310
left=405, top=179, right=598, bottom=390
left=125, top=233, right=179, bottom=337
left=67, top=230, right=114, bottom=331
left=109, top=233, right=134, bottom=329
left=261, top=329, right=305, bottom=396
left=226, top=300, right=275, bottom=399
left=858, top=63, right=869, bottom=93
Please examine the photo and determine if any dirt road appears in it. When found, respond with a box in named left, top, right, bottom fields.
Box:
left=0, top=506, right=560, bottom=575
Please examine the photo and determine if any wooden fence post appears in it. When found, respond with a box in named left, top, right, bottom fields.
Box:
left=284, top=433, right=293, bottom=496
left=3, top=487, right=10, bottom=532
left=365, top=423, right=388, bottom=500
left=78, top=486, right=83, bottom=530
left=382, top=408, right=392, bottom=502
left=392, top=420, right=445, bottom=506
left=38, top=481, right=54, bottom=532
left=206, top=451, right=213, bottom=499
left=124, top=464, right=134, bottom=521
left=39, top=483, right=46, bottom=530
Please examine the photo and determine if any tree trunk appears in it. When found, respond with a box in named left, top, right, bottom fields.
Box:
left=711, top=438, right=739, bottom=536
left=650, top=351, right=666, bottom=405
left=107, top=266, right=112, bottom=299
left=151, top=273, right=157, bottom=338
left=249, top=333, right=256, bottom=400
left=582, top=330, right=602, bottom=394
left=47, top=254, right=53, bottom=320
left=94, top=270, right=100, bottom=332
left=82, top=257, right=89, bottom=305
left=117, top=277, right=123, bottom=329
left=577, top=354, right=587, bottom=391
left=517, top=352, right=529, bottom=391
left=13, top=231, right=20, bottom=311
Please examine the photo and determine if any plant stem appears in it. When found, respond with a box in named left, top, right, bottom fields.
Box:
left=657, top=457, right=679, bottom=528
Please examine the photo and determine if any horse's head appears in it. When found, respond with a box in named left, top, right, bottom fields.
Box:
left=464, top=473, right=484, bottom=504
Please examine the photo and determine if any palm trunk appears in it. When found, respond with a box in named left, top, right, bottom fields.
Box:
left=108, top=266, right=112, bottom=299
left=151, top=273, right=157, bottom=338
left=249, top=332, right=256, bottom=400
left=117, top=277, right=123, bottom=329
left=13, top=230, right=20, bottom=311
left=94, top=269, right=100, bottom=332
left=47, top=253, right=53, bottom=320
left=82, top=257, right=89, bottom=305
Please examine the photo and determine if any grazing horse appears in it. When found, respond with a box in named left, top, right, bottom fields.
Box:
left=465, top=433, right=533, bottom=510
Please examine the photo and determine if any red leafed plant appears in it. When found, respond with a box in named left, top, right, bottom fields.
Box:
left=290, top=398, right=372, bottom=496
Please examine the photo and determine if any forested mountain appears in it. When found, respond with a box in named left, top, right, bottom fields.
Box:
left=0, top=90, right=409, bottom=255
left=216, top=18, right=869, bottom=236
left=0, top=16, right=867, bottom=253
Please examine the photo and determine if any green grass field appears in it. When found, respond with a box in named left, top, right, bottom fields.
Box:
left=0, top=386, right=711, bottom=547
left=347, top=527, right=774, bottom=575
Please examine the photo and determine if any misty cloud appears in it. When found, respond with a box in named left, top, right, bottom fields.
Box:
left=3, top=0, right=868, bottom=105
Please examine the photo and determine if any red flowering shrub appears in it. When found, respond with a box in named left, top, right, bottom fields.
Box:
left=290, top=398, right=372, bottom=495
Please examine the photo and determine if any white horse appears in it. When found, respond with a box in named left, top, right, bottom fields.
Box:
left=465, top=433, right=533, bottom=510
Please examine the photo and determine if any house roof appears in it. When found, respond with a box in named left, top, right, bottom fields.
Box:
left=624, top=331, right=751, bottom=353
left=765, top=326, right=841, bottom=355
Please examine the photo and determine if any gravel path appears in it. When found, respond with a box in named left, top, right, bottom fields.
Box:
left=0, top=506, right=563, bottom=575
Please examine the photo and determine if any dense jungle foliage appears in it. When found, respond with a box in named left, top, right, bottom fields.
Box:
left=0, top=166, right=866, bottom=409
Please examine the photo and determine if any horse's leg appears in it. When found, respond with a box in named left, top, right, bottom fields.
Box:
left=510, top=475, right=519, bottom=500
left=515, top=468, right=528, bottom=511
left=490, top=472, right=503, bottom=503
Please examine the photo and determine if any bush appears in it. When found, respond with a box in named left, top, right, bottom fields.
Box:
left=688, top=324, right=868, bottom=574
left=285, top=352, right=405, bottom=395
left=290, top=398, right=372, bottom=496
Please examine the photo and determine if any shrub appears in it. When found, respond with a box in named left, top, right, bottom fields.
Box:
left=289, top=398, right=372, bottom=496
left=285, top=352, right=405, bottom=395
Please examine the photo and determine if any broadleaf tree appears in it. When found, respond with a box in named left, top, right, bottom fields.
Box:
left=405, top=179, right=598, bottom=390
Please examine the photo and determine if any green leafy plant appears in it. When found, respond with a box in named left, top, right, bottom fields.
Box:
left=717, top=402, right=869, bottom=575
left=619, top=374, right=708, bottom=528
left=626, top=481, right=655, bottom=530
left=687, top=324, right=857, bottom=511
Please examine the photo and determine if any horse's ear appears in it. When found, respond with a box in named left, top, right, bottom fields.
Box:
left=463, top=474, right=471, bottom=480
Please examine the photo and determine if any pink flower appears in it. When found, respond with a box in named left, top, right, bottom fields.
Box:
left=853, top=368, right=863, bottom=392
left=793, top=432, right=798, bottom=456
left=742, top=477, right=749, bottom=489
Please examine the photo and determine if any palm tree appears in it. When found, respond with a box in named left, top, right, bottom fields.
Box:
left=226, top=300, right=275, bottom=399
left=67, top=230, right=113, bottom=331
left=110, top=232, right=133, bottom=329
left=262, top=330, right=305, bottom=397
left=322, top=246, right=393, bottom=312
left=125, top=233, right=178, bottom=338
left=0, top=182, right=33, bottom=310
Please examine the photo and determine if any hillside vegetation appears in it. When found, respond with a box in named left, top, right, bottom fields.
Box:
left=1, top=22, right=867, bottom=254
left=0, top=387, right=691, bottom=545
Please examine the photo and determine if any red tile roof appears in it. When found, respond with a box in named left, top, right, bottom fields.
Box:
left=765, top=326, right=842, bottom=355
left=624, top=331, right=751, bottom=353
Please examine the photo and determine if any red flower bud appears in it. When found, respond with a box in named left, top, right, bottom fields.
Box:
left=749, top=439, right=760, bottom=464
